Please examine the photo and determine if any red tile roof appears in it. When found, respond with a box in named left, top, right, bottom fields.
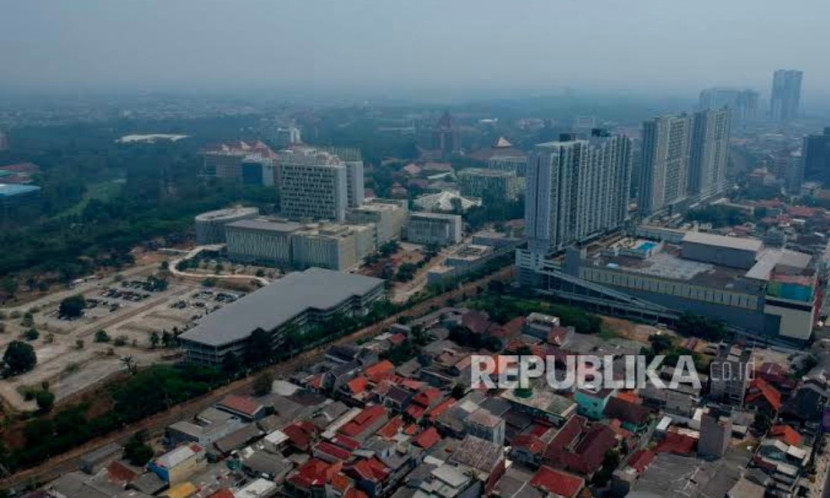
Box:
left=511, top=434, right=546, bottom=455
left=364, top=361, right=396, bottom=383
left=462, top=310, right=493, bottom=335
left=105, top=461, right=138, bottom=483
left=289, top=459, right=342, bottom=489
left=206, top=490, right=235, bottom=498
left=284, top=421, right=318, bottom=451
left=340, top=405, right=387, bottom=437
left=544, top=416, right=617, bottom=476
left=315, top=441, right=353, bottom=461
left=427, top=398, right=456, bottom=420
left=627, top=449, right=655, bottom=472
left=529, top=466, right=585, bottom=498
left=412, top=427, right=441, bottom=450
left=604, top=397, right=651, bottom=426
left=492, top=317, right=526, bottom=339
left=654, top=431, right=697, bottom=456
left=330, top=435, right=361, bottom=451
left=388, top=333, right=407, bottom=346
left=218, top=394, right=263, bottom=418
left=745, top=377, right=782, bottom=411
left=348, top=458, right=390, bottom=483
left=412, top=387, right=443, bottom=408
left=405, top=404, right=426, bottom=420
left=346, top=377, right=370, bottom=395
left=769, top=425, right=802, bottom=447
left=376, top=417, right=404, bottom=439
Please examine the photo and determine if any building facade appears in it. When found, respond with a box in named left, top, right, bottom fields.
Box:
left=688, top=108, right=731, bottom=200
left=804, top=127, right=830, bottom=187
left=525, top=130, right=632, bottom=255
left=405, top=212, right=463, bottom=246
left=224, top=218, right=300, bottom=265
left=698, top=88, right=759, bottom=123
left=516, top=232, right=817, bottom=342
left=457, top=168, right=520, bottom=201
left=346, top=199, right=409, bottom=245
left=639, top=115, right=692, bottom=216
left=770, top=70, right=803, bottom=122
left=280, top=156, right=348, bottom=222
left=179, top=268, right=386, bottom=365
left=225, top=218, right=375, bottom=271
left=195, top=207, right=260, bottom=245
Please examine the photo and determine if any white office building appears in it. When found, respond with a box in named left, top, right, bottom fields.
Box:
left=279, top=148, right=347, bottom=222
left=639, top=115, right=693, bottom=216
left=405, top=212, right=463, bottom=246
left=525, top=130, right=632, bottom=255
left=689, top=108, right=731, bottom=200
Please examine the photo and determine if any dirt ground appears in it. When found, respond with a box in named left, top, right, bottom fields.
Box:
left=601, top=316, right=678, bottom=343
left=0, top=267, right=246, bottom=414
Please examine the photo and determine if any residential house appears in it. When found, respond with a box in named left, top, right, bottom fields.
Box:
left=543, top=416, right=617, bottom=477
left=574, top=387, right=616, bottom=420
left=448, top=435, right=505, bottom=494
left=604, top=396, right=652, bottom=433
left=215, top=395, right=266, bottom=422
left=147, top=444, right=208, bottom=485
left=529, top=466, right=585, bottom=498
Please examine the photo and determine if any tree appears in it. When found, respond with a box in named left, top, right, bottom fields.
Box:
left=1, top=277, right=18, bottom=297
left=149, top=331, right=159, bottom=349
left=3, top=341, right=37, bottom=376
left=253, top=371, right=273, bottom=396
left=35, top=390, right=55, bottom=413
left=124, top=431, right=154, bottom=466
left=23, top=329, right=39, bottom=341
left=59, top=295, right=86, bottom=319
left=451, top=384, right=467, bottom=400
left=161, top=330, right=173, bottom=348
left=94, top=329, right=111, bottom=343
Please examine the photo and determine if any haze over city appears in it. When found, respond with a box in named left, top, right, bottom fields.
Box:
left=2, top=0, right=830, bottom=103
left=2, top=2, right=830, bottom=498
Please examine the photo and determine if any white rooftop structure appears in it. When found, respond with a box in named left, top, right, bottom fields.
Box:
left=413, top=190, right=481, bottom=212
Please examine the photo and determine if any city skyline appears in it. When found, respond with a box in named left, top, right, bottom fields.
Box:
left=1, top=0, right=830, bottom=104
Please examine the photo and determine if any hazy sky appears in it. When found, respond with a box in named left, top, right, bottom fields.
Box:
left=2, top=0, right=829, bottom=100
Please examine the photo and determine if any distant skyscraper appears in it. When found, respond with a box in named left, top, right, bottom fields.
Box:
left=698, top=87, right=758, bottom=123
left=638, top=115, right=692, bottom=216
left=803, top=127, right=830, bottom=187
left=525, top=130, right=632, bottom=255
left=689, top=108, right=731, bottom=199
left=432, top=111, right=461, bottom=157
left=770, top=70, right=803, bottom=122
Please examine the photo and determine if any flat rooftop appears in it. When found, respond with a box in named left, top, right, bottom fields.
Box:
left=179, top=268, right=384, bottom=347
left=598, top=246, right=748, bottom=288
left=225, top=218, right=302, bottom=233
left=195, top=206, right=259, bottom=221
left=682, top=231, right=763, bottom=252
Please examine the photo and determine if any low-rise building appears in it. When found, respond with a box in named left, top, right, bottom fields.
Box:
left=179, top=268, right=385, bottom=365
left=457, top=168, right=520, bottom=201
left=148, top=444, right=207, bottom=485
left=405, top=212, right=462, bottom=246
left=346, top=199, right=409, bottom=245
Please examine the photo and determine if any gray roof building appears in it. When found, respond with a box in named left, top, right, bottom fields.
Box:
left=179, top=268, right=385, bottom=364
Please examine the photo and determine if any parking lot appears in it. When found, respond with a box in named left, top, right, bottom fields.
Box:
left=0, top=271, right=247, bottom=413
